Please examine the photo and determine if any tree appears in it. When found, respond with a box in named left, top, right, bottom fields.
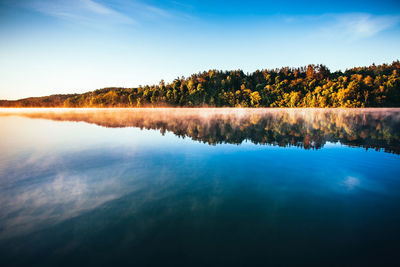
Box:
left=250, top=91, right=262, bottom=107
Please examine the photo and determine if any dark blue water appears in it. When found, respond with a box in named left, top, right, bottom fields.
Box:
left=0, top=108, right=400, bottom=266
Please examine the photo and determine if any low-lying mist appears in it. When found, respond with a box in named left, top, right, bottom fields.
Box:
left=1, top=108, right=399, bottom=154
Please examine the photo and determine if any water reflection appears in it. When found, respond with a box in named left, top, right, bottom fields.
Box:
left=1, top=108, right=400, bottom=153
left=0, top=108, right=400, bottom=266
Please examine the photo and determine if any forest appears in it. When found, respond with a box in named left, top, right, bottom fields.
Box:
left=1, top=61, right=399, bottom=108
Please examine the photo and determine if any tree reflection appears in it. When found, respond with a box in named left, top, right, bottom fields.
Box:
left=2, top=108, right=399, bottom=154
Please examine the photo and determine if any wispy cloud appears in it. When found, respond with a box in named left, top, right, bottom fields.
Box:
left=281, top=13, right=400, bottom=41
left=108, top=0, right=194, bottom=22
left=20, top=0, right=135, bottom=25
left=14, top=0, right=193, bottom=26
left=318, top=13, right=400, bottom=41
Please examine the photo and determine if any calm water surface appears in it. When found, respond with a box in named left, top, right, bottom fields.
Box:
left=0, top=108, right=400, bottom=266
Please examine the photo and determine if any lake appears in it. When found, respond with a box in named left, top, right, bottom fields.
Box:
left=0, top=108, right=400, bottom=266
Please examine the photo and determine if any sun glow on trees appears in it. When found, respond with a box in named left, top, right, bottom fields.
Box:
left=1, top=61, right=399, bottom=108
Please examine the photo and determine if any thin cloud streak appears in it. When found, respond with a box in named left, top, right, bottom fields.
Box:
left=24, top=0, right=135, bottom=25
left=321, top=13, right=400, bottom=41
left=108, top=0, right=195, bottom=22
left=17, top=0, right=193, bottom=26
left=282, top=13, right=400, bottom=41
left=316, top=13, right=400, bottom=41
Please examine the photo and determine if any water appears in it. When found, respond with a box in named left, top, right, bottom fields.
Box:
left=0, top=108, right=399, bottom=266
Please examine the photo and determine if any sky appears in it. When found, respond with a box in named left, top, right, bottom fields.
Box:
left=0, top=0, right=400, bottom=100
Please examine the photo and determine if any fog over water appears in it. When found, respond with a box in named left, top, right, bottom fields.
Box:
left=0, top=108, right=399, bottom=266
left=1, top=108, right=400, bottom=152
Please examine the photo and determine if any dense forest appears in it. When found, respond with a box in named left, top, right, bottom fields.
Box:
left=1, top=61, right=400, bottom=108
left=2, top=109, right=399, bottom=154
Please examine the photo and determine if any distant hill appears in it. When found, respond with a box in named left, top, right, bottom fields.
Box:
left=1, top=61, right=399, bottom=108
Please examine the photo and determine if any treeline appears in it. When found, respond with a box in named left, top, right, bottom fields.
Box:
left=1, top=61, right=400, bottom=107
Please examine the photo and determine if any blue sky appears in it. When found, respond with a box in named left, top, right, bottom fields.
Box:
left=1, top=0, right=400, bottom=100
